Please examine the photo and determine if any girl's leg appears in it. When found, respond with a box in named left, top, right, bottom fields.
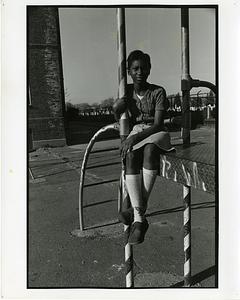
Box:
left=142, top=144, right=160, bottom=211
left=125, top=150, right=145, bottom=223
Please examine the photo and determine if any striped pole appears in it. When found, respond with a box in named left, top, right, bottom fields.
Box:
left=183, top=184, right=191, bottom=287
left=117, top=8, right=133, bottom=288
left=123, top=172, right=134, bottom=287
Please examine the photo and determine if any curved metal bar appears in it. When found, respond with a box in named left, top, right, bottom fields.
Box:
left=78, top=122, right=120, bottom=231
left=191, top=79, right=217, bottom=94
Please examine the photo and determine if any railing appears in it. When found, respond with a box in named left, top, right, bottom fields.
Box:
left=71, top=92, right=216, bottom=117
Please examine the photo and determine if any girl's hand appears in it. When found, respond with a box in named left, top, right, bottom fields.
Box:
left=120, top=135, right=138, bottom=159
left=112, top=97, right=127, bottom=120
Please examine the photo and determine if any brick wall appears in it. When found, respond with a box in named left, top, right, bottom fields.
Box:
left=28, top=7, right=66, bottom=149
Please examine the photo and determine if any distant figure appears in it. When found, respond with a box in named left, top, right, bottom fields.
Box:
left=113, top=50, right=174, bottom=245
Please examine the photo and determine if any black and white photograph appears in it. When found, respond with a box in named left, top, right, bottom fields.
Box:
left=1, top=0, right=240, bottom=298
left=27, top=5, right=217, bottom=288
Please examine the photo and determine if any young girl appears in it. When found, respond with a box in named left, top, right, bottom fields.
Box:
left=113, top=50, right=174, bottom=245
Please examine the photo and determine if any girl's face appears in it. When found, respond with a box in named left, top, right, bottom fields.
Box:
left=128, top=59, right=150, bottom=85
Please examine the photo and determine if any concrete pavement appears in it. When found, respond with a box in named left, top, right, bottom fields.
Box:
left=28, top=130, right=216, bottom=288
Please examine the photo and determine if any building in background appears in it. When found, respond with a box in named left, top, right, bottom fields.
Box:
left=28, top=6, right=66, bottom=149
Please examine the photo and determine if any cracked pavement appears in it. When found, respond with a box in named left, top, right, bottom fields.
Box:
left=28, top=133, right=216, bottom=288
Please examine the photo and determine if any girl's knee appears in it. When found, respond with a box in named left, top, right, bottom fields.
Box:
left=125, top=151, right=142, bottom=174
left=143, top=144, right=159, bottom=168
left=144, top=144, right=158, bottom=159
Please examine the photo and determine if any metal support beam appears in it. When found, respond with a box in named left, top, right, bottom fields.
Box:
left=117, top=8, right=133, bottom=288
left=181, top=8, right=191, bottom=146
left=117, top=8, right=129, bottom=140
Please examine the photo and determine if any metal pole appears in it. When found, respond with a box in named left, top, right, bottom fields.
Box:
left=181, top=8, right=191, bottom=146
left=117, top=8, right=129, bottom=138
left=117, top=8, right=133, bottom=288
left=207, top=106, right=211, bottom=119
left=183, top=184, right=191, bottom=287
left=181, top=10, right=192, bottom=285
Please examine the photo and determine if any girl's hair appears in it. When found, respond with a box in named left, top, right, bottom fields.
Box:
left=127, top=50, right=151, bottom=70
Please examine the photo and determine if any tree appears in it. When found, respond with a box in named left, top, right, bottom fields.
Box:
left=91, top=102, right=100, bottom=108
left=75, top=103, right=91, bottom=111
left=64, top=87, right=71, bottom=103
left=65, top=101, right=79, bottom=119
left=174, top=93, right=181, bottom=107
left=65, top=101, right=73, bottom=110
left=207, top=90, right=215, bottom=105
left=100, top=97, right=114, bottom=108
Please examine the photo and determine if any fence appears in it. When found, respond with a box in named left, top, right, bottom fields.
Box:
left=68, top=92, right=216, bottom=118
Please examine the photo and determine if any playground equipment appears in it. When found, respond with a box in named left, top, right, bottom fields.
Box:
left=78, top=7, right=216, bottom=288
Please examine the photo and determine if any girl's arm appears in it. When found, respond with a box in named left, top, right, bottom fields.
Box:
left=120, top=109, right=165, bottom=158
left=112, top=97, right=127, bottom=120
left=131, top=109, right=165, bottom=143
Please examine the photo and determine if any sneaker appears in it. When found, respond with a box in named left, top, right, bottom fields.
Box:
left=118, top=208, right=134, bottom=225
left=128, top=219, right=149, bottom=245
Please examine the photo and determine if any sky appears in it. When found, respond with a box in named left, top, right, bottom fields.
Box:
left=59, top=7, right=216, bottom=105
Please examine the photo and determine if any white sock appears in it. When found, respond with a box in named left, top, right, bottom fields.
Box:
left=142, top=168, right=158, bottom=211
left=125, top=174, right=144, bottom=222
